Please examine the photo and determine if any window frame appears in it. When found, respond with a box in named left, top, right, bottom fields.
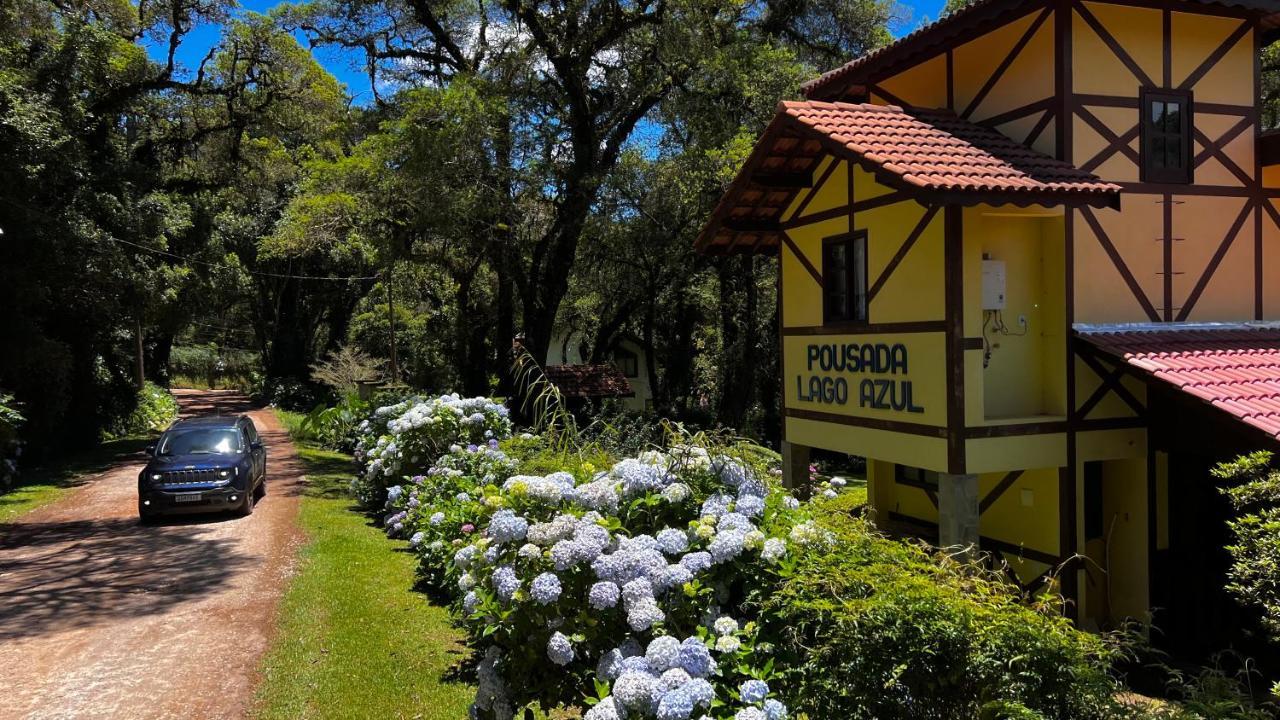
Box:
left=822, top=230, right=869, bottom=325
left=1140, top=88, right=1193, bottom=185
left=613, top=347, right=639, bottom=378
left=894, top=464, right=940, bottom=490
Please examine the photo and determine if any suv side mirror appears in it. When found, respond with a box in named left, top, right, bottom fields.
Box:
left=145, top=444, right=155, bottom=456
left=250, top=441, right=263, bottom=451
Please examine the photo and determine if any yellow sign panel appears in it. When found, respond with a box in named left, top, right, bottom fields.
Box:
left=783, top=333, right=948, bottom=427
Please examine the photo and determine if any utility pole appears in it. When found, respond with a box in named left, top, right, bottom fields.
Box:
left=386, top=262, right=399, bottom=384
left=134, top=309, right=146, bottom=390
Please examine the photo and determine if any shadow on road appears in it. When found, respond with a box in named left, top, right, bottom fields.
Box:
left=0, top=516, right=256, bottom=642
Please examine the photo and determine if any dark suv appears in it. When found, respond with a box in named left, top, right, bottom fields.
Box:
left=138, top=415, right=267, bottom=522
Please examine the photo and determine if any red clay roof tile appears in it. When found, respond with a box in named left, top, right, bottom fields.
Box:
left=1080, top=327, right=1280, bottom=441
left=542, top=364, right=635, bottom=399
left=779, top=101, right=1121, bottom=198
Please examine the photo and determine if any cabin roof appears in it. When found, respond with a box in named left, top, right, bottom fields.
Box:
left=543, top=364, right=635, bottom=399
left=1079, top=323, right=1280, bottom=442
left=696, top=101, right=1120, bottom=254
left=802, top=0, right=1280, bottom=101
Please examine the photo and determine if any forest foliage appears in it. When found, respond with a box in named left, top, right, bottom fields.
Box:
left=0, top=0, right=902, bottom=467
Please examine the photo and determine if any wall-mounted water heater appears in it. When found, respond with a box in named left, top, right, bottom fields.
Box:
left=982, top=259, right=1006, bottom=310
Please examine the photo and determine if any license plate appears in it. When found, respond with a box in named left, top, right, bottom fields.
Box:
left=174, top=493, right=202, bottom=503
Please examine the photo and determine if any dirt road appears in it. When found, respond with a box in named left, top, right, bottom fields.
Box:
left=0, top=390, right=305, bottom=720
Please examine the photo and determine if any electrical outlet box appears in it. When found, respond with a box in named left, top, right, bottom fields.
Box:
left=982, top=259, right=1006, bottom=310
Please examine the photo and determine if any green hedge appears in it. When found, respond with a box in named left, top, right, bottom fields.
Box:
left=757, top=494, right=1124, bottom=720
left=105, top=382, right=179, bottom=439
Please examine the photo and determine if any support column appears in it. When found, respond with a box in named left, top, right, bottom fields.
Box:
left=938, top=473, right=980, bottom=550
left=781, top=441, right=811, bottom=496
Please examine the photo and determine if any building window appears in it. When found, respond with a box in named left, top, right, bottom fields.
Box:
left=895, top=464, right=939, bottom=489
left=823, top=231, right=868, bottom=324
left=1141, top=89, right=1192, bottom=184
left=614, top=347, right=639, bottom=378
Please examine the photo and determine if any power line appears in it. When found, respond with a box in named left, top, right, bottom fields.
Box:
left=0, top=196, right=381, bottom=282
left=103, top=235, right=382, bottom=282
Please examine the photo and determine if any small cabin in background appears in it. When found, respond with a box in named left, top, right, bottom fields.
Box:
left=697, top=0, right=1280, bottom=652
left=545, top=331, right=653, bottom=413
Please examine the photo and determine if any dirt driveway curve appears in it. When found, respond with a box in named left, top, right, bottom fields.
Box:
left=0, top=390, right=306, bottom=720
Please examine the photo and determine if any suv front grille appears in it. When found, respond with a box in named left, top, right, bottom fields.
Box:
left=159, top=469, right=224, bottom=485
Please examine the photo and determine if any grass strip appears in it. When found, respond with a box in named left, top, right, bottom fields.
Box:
left=254, top=418, right=475, bottom=720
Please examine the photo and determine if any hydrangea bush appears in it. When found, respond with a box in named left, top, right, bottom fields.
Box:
left=348, top=393, right=1131, bottom=720
left=385, top=438, right=821, bottom=720
left=351, top=394, right=512, bottom=507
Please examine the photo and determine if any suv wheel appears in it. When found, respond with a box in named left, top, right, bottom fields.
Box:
left=239, top=491, right=255, bottom=517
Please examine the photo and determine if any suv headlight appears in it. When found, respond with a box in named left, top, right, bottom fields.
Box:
left=219, top=469, right=232, bottom=478
left=150, top=473, right=164, bottom=483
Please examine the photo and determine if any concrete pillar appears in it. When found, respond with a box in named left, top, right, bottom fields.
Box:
left=938, top=473, right=980, bottom=550
left=781, top=441, right=811, bottom=495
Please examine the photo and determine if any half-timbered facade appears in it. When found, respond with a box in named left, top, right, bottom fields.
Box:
left=696, top=0, right=1280, bottom=638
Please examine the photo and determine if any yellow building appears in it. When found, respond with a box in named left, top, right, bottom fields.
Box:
left=696, top=0, right=1280, bottom=645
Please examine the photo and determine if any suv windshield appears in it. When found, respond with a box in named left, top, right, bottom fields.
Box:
left=158, top=428, right=241, bottom=455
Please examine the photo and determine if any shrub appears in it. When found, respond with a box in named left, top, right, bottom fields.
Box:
left=354, top=392, right=1137, bottom=720
left=105, top=382, right=179, bottom=439
left=0, top=391, right=24, bottom=489
left=350, top=395, right=513, bottom=508
left=301, top=394, right=372, bottom=453
left=390, top=442, right=803, bottom=719
left=309, top=345, right=385, bottom=396
left=759, top=493, right=1124, bottom=720
left=1215, top=452, right=1280, bottom=645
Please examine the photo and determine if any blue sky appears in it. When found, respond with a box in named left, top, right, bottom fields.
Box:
left=144, top=0, right=947, bottom=106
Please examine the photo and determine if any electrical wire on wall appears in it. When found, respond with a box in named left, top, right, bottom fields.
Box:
left=981, top=309, right=1028, bottom=368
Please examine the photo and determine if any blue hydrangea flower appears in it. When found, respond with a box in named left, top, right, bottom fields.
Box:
left=646, top=636, right=682, bottom=671
left=429, top=512, right=445, bottom=525
left=717, top=512, right=753, bottom=533
left=737, top=478, right=767, bottom=498
left=700, top=493, right=733, bottom=518
left=614, top=670, right=661, bottom=714
left=453, top=545, right=478, bottom=569
left=679, top=552, right=712, bottom=575
left=709, top=530, right=747, bottom=564
left=660, top=668, right=692, bottom=690
left=492, top=565, right=520, bottom=601
left=657, top=563, right=693, bottom=592
left=409, top=531, right=425, bottom=547
left=713, top=457, right=750, bottom=488
left=488, top=510, right=528, bottom=544
left=656, top=528, right=689, bottom=555
left=547, top=631, right=574, bottom=666
left=576, top=479, right=621, bottom=514
left=661, top=482, right=691, bottom=503
left=531, top=572, right=562, bottom=605
left=740, top=679, right=769, bottom=704
left=678, top=638, right=717, bottom=677
left=597, top=649, right=626, bottom=681
left=656, top=688, right=694, bottom=720
left=612, top=458, right=670, bottom=498
left=763, top=698, right=788, bottom=720
left=735, top=495, right=765, bottom=517
left=462, top=591, right=480, bottom=614
left=627, top=598, right=664, bottom=631
left=761, top=538, right=787, bottom=563
left=589, top=581, right=621, bottom=610
left=735, top=708, right=766, bottom=720
left=714, top=616, right=739, bottom=636
left=684, top=677, right=715, bottom=707
left=584, top=697, right=621, bottom=720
